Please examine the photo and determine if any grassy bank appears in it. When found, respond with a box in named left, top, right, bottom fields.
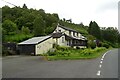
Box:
left=47, top=47, right=111, bottom=60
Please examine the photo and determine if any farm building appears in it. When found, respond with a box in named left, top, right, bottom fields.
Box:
left=18, top=35, right=53, bottom=55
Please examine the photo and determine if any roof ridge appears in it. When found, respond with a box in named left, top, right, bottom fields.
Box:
left=58, top=24, right=79, bottom=33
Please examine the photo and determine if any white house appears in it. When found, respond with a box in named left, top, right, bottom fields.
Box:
left=52, top=24, right=87, bottom=48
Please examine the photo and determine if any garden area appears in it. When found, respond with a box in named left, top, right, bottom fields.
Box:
left=45, top=45, right=111, bottom=60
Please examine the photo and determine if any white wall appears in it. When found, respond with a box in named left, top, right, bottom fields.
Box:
left=57, top=35, right=66, bottom=46
left=53, top=36, right=66, bottom=46
left=36, top=37, right=53, bottom=55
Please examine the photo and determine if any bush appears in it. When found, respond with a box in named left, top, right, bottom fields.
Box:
left=88, top=40, right=96, bottom=49
left=80, top=49, right=94, bottom=56
left=102, top=43, right=109, bottom=49
left=53, top=44, right=59, bottom=48
left=94, top=47, right=106, bottom=52
left=97, top=42, right=102, bottom=47
left=56, top=46, right=72, bottom=51
left=80, top=47, right=106, bottom=56
left=56, top=50, right=71, bottom=56
left=47, top=51, right=56, bottom=56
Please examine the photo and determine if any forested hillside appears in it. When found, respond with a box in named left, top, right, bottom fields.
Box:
left=1, top=4, right=120, bottom=48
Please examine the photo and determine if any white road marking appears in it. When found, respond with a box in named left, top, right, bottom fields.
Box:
left=102, top=53, right=106, bottom=59
left=97, top=71, right=101, bottom=76
left=96, top=50, right=111, bottom=76
left=101, top=58, right=103, bottom=61
left=101, top=50, right=111, bottom=59
left=99, top=65, right=102, bottom=68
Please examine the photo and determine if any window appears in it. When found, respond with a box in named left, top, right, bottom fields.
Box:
left=59, top=30, right=61, bottom=32
left=62, top=37, right=65, bottom=43
left=69, top=31, right=71, bottom=36
left=77, top=33, right=79, bottom=37
left=73, top=32, right=75, bottom=36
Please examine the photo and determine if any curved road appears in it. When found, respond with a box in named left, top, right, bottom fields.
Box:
left=2, top=49, right=119, bottom=78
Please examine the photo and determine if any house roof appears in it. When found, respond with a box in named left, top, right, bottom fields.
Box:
left=65, top=34, right=87, bottom=41
left=52, top=32, right=63, bottom=38
left=18, top=35, right=52, bottom=45
left=58, top=25, right=78, bottom=32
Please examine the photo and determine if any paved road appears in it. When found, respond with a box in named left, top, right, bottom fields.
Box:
left=97, top=49, right=118, bottom=78
left=2, top=49, right=118, bottom=78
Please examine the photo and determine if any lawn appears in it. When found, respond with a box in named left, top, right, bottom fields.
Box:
left=46, top=47, right=111, bottom=60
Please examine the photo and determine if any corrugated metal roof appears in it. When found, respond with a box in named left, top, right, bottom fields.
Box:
left=18, top=35, right=51, bottom=45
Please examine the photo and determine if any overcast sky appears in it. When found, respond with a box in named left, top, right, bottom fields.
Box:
left=0, top=0, right=119, bottom=28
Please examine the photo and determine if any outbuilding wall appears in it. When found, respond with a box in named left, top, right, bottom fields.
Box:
left=35, top=37, right=53, bottom=55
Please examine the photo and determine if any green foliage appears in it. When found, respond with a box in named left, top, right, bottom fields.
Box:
left=2, top=5, right=59, bottom=42
left=95, top=47, right=106, bottom=52
left=102, top=43, right=109, bottom=49
left=2, top=19, right=18, bottom=35
left=97, top=41, right=102, bottom=47
left=4, top=33, right=33, bottom=42
left=81, top=47, right=106, bottom=56
left=47, top=51, right=56, bottom=56
left=2, top=5, right=120, bottom=48
left=86, top=35, right=96, bottom=40
left=47, top=46, right=73, bottom=56
left=59, top=20, right=88, bottom=35
left=88, top=21, right=101, bottom=40
left=33, top=15, right=46, bottom=36
left=80, top=49, right=94, bottom=56
left=47, top=47, right=107, bottom=60
left=101, top=27, right=119, bottom=44
left=21, top=26, right=30, bottom=34
left=87, top=40, right=96, bottom=49
left=53, top=43, right=59, bottom=48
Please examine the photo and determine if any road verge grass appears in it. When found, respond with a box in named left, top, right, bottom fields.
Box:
left=47, top=47, right=112, bottom=60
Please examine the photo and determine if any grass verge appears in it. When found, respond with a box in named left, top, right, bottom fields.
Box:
left=47, top=47, right=112, bottom=61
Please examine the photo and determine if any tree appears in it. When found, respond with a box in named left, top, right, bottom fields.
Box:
left=2, top=6, right=12, bottom=22
left=63, top=18, right=66, bottom=22
left=52, top=13, right=59, bottom=20
left=45, top=13, right=58, bottom=27
left=21, top=26, right=30, bottom=34
left=79, top=22, right=84, bottom=27
left=23, top=4, right=27, bottom=9
left=88, top=21, right=101, bottom=40
left=33, top=16, right=46, bottom=36
left=101, top=27, right=119, bottom=43
left=2, top=20, right=18, bottom=35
